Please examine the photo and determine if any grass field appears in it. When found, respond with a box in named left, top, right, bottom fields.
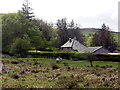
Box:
left=1, top=58, right=119, bottom=88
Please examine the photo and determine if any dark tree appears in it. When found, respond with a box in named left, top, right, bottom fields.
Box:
left=22, top=0, right=34, bottom=20
left=56, top=18, right=84, bottom=46
left=68, top=20, right=84, bottom=44
left=92, top=24, right=117, bottom=52
left=56, top=18, right=68, bottom=46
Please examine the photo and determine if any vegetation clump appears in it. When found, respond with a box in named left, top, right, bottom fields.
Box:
left=51, top=64, right=60, bottom=70
left=57, top=76, right=79, bottom=88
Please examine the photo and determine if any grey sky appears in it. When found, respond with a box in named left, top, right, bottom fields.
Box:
left=0, top=0, right=119, bottom=32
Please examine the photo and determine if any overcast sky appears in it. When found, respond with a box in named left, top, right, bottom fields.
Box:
left=0, top=0, right=119, bottom=32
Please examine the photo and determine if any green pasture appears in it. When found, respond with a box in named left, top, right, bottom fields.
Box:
left=2, top=58, right=119, bottom=68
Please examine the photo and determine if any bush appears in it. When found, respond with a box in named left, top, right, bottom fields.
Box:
left=70, top=52, right=89, bottom=60
left=28, top=51, right=120, bottom=62
left=29, top=51, right=71, bottom=59
left=91, top=53, right=120, bottom=62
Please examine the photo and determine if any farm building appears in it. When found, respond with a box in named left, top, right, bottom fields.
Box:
left=61, top=37, right=110, bottom=53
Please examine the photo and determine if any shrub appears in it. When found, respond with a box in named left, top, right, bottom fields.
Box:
left=28, top=51, right=120, bottom=62
left=70, top=52, right=88, bottom=60
left=93, top=53, right=120, bottom=62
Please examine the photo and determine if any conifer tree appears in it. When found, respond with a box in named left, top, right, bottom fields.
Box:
left=92, top=24, right=117, bottom=52
left=22, top=0, right=34, bottom=20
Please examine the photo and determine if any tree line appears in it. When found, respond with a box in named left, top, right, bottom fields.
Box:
left=1, top=0, right=117, bottom=57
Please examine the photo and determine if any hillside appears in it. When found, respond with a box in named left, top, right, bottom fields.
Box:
left=80, top=28, right=101, bottom=32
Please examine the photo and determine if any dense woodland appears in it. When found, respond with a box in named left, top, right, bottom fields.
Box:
left=1, top=0, right=119, bottom=57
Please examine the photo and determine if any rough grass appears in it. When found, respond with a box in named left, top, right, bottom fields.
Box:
left=2, top=58, right=118, bottom=68
left=2, top=58, right=119, bottom=88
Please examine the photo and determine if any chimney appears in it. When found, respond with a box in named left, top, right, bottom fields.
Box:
left=73, top=37, right=77, bottom=40
left=69, top=38, right=72, bottom=42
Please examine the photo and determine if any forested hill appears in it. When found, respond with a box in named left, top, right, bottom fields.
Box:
left=80, top=28, right=101, bottom=32
left=80, top=28, right=120, bottom=39
left=80, top=28, right=119, bottom=33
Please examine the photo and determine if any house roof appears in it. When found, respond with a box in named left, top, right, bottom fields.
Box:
left=61, top=37, right=108, bottom=53
left=61, top=38, right=88, bottom=52
left=72, top=39, right=87, bottom=52
left=61, top=38, right=74, bottom=48
left=84, top=46, right=103, bottom=53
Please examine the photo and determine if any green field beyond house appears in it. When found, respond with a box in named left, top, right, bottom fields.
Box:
left=2, top=57, right=119, bottom=88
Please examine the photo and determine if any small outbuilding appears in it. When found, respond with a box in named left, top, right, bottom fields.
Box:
left=61, top=37, right=110, bottom=53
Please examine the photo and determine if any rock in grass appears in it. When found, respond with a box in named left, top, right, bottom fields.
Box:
left=13, top=75, right=19, bottom=79
left=11, top=61, right=19, bottom=64
left=11, top=74, right=20, bottom=79
left=2, top=66, right=9, bottom=73
left=63, top=63, right=69, bottom=66
left=52, top=64, right=59, bottom=70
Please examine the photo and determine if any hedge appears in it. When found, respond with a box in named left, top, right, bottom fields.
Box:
left=28, top=51, right=120, bottom=62
left=28, top=51, right=71, bottom=59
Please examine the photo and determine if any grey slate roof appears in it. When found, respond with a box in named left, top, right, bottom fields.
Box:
left=72, top=39, right=87, bottom=52
left=61, top=38, right=74, bottom=48
left=61, top=38, right=88, bottom=52
left=84, top=46, right=103, bottom=53
left=61, top=38, right=106, bottom=53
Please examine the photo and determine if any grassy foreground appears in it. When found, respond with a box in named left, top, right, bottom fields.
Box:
left=1, top=58, right=119, bottom=88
